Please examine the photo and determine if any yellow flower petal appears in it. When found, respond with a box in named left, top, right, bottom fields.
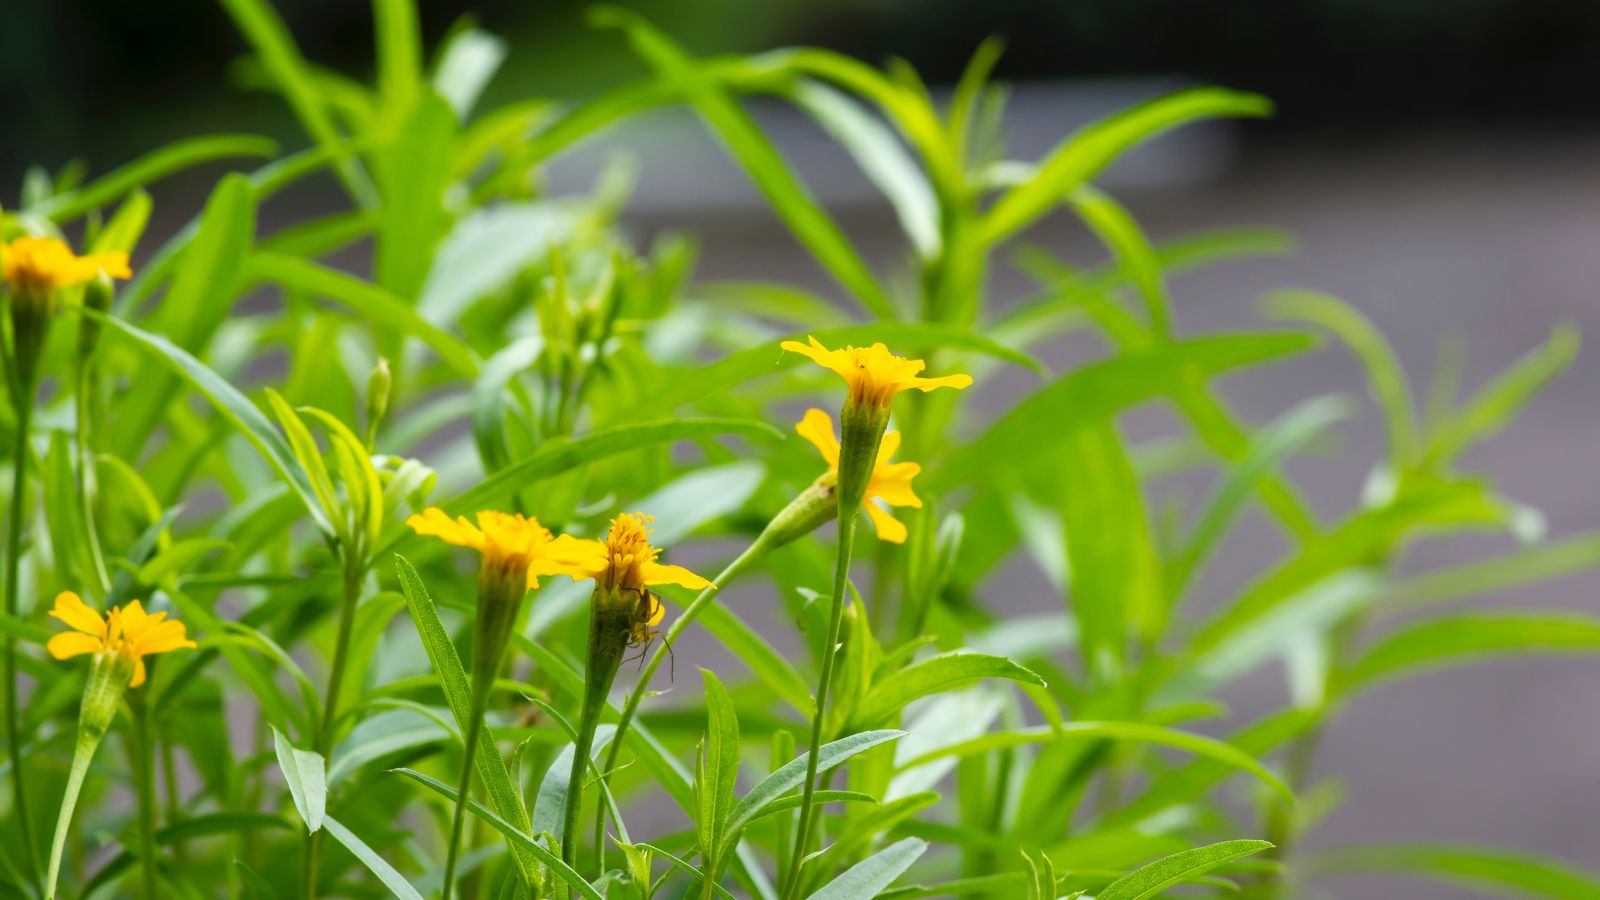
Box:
left=129, top=658, right=147, bottom=688
left=48, top=591, right=106, bottom=637
left=646, top=593, right=665, bottom=628
left=868, top=461, right=922, bottom=508
left=641, top=561, right=711, bottom=590
left=782, top=335, right=970, bottom=407
left=795, top=408, right=841, bottom=466
left=863, top=501, right=908, bottom=544
left=406, top=508, right=486, bottom=550
left=47, top=631, right=102, bottom=660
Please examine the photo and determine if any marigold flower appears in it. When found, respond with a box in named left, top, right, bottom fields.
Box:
left=406, top=508, right=568, bottom=589
left=780, top=335, right=972, bottom=409
left=2, top=236, right=131, bottom=295
left=46, top=592, right=195, bottom=688
left=796, top=408, right=922, bottom=543
left=547, top=513, right=710, bottom=594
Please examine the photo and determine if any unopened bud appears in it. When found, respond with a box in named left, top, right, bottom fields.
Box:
left=364, top=358, right=391, bottom=449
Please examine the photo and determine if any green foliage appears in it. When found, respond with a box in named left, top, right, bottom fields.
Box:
left=0, top=2, right=1593, bottom=899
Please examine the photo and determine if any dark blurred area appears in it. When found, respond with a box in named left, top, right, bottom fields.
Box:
left=7, top=0, right=1600, bottom=180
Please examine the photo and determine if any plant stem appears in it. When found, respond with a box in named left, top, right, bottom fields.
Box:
left=781, top=511, right=858, bottom=900
left=592, top=538, right=770, bottom=862
left=75, top=364, right=110, bottom=595
left=563, top=603, right=626, bottom=891
left=441, top=677, right=492, bottom=900
left=303, top=562, right=364, bottom=900
left=45, top=653, right=122, bottom=900
left=4, top=380, right=39, bottom=889
left=129, top=693, right=161, bottom=900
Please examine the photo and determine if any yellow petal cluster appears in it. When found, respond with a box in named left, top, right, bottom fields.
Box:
left=781, top=335, right=972, bottom=408
left=406, top=509, right=567, bottom=588
left=47, top=592, right=196, bottom=688
left=2, top=236, right=131, bottom=294
left=796, top=408, right=922, bottom=543
left=547, top=513, right=710, bottom=593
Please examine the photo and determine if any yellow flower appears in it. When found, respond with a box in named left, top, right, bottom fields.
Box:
left=47, top=592, right=195, bottom=688
left=547, top=513, right=710, bottom=593
left=2, top=236, right=131, bottom=295
left=780, top=336, right=972, bottom=408
left=406, top=508, right=568, bottom=589
left=796, top=408, right=922, bottom=543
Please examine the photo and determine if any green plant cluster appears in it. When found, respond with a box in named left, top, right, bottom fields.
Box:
left=0, top=1, right=1595, bottom=899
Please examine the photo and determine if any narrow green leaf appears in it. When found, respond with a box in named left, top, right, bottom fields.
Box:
left=895, top=720, right=1292, bottom=803
left=91, top=312, right=336, bottom=538
left=1096, top=840, right=1274, bottom=900
left=725, top=730, right=904, bottom=836
left=244, top=252, right=481, bottom=377
left=1308, top=843, right=1600, bottom=899
left=701, top=669, right=741, bottom=852
left=445, top=418, right=781, bottom=513
left=30, top=135, right=277, bottom=222
left=807, top=838, right=926, bottom=900
left=1341, top=614, right=1600, bottom=696
left=936, top=333, right=1313, bottom=491
left=393, top=767, right=605, bottom=900
left=850, top=652, right=1043, bottom=727
left=393, top=555, right=541, bottom=888
left=323, top=814, right=425, bottom=900
left=272, top=727, right=326, bottom=833
left=373, top=92, right=455, bottom=302
left=980, top=88, right=1271, bottom=245
left=433, top=27, right=507, bottom=118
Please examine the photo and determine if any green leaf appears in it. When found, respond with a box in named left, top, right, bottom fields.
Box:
left=790, top=79, right=940, bottom=259
left=433, top=27, right=507, bottom=118
left=1341, top=613, right=1600, bottom=696
left=807, top=838, right=926, bottom=900
left=980, top=88, right=1270, bottom=245
left=90, top=312, right=336, bottom=538
left=393, top=556, right=541, bottom=888
left=1096, top=840, right=1274, bottom=900
left=445, top=418, right=781, bottom=513
left=1430, top=324, right=1581, bottom=463
left=1067, top=185, right=1170, bottom=335
left=371, top=0, right=421, bottom=121
left=272, top=727, right=326, bottom=833
left=218, top=0, right=375, bottom=205
left=699, top=669, right=741, bottom=856
left=114, top=173, right=257, bottom=456
left=392, top=767, right=605, bottom=900
left=595, top=8, right=897, bottom=319
left=323, top=814, right=425, bottom=900
left=373, top=92, right=456, bottom=302
left=725, top=730, right=904, bottom=836
left=850, top=652, right=1044, bottom=727
left=243, top=252, right=481, bottom=377
left=30, top=134, right=277, bottom=222
left=936, top=333, right=1314, bottom=491
left=1052, top=415, right=1162, bottom=679
left=1308, top=843, right=1600, bottom=899
left=894, top=720, right=1292, bottom=803
left=1386, top=532, right=1600, bottom=612
left=1264, top=289, right=1416, bottom=469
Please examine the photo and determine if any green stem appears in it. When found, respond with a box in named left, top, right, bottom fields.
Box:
left=304, top=562, right=364, bottom=900
left=593, top=537, right=772, bottom=860
left=75, top=364, right=110, bottom=595
left=46, top=655, right=123, bottom=900
left=441, top=677, right=492, bottom=900
left=781, top=510, right=859, bottom=900
left=4, top=379, right=39, bottom=889
left=562, top=602, right=626, bottom=890
left=130, top=694, right=160, bottom=900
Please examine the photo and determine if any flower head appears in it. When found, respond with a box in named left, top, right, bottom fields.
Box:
left=796, top=408, right=922, bottom=543
left=2, top=236, right=131, bottom=296
left=547, top=513, right=710, bottom=594
left=47, top=592, right=195, bottom=688
left=780, top=336, right=972, bottom=409
left=406, top=508, right=567, bottom=589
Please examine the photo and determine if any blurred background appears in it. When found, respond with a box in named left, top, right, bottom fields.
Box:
left=5, top=2, right=1600, bottom=897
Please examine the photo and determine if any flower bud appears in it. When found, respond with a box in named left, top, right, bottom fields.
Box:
left=365, top=358, right=391, bottom=449
left=77, top=272, right=113, bottom=362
